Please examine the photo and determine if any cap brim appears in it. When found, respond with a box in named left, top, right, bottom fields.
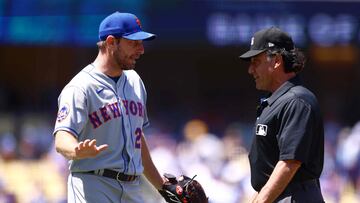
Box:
left=239, top=49, right=266, bottom=60
left=123, top=31, right=156, bottom=41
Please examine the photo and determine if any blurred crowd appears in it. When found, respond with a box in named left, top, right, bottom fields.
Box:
left=0, top=113, right=359, bottom=203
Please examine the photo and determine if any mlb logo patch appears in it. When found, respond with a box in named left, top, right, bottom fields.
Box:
left=256, top=124, right=268, bottom=136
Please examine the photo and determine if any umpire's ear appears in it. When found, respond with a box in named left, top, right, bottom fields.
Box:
left=274, top=53, right=282, bottom=69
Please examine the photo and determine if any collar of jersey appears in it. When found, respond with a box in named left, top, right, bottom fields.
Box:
left=266, top=75, right=302, bottom=106
left=88, top=64, right=125, bottom=89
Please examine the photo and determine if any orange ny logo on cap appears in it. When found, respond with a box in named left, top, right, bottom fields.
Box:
left=136, top=18, right=142, bottom=28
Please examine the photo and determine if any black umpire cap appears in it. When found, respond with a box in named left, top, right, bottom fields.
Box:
left=239, top=27, right=294, bottom=60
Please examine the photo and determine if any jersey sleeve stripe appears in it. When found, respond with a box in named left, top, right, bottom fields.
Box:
left=53, top=127, right=80, bottom=138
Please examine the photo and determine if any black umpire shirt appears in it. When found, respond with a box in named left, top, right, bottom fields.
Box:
left=248, top=76, right=324, bottom=192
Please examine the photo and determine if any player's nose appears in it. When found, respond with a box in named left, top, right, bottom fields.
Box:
left=137, top=41, right=145, bottom=55
left=139, top=45, right=144, bottom=55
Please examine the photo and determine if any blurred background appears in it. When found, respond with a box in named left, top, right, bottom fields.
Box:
left=0, top=0, right=359, bottom=202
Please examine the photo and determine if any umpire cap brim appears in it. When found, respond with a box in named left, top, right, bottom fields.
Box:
left=239, top=49, right=266, bottom=60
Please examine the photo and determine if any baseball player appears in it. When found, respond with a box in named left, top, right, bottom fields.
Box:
left=53, top=12, right=165, bottom=202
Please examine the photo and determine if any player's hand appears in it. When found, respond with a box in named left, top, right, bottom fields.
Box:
left=74, top=139, right=109, bottom=159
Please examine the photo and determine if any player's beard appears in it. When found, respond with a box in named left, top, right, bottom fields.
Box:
left=114, top=47, right=135, bottom=71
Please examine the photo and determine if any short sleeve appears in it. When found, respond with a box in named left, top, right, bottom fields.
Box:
left=53, top=86, right=88, bottom=138
left=277, top=98, right=314, bottom=163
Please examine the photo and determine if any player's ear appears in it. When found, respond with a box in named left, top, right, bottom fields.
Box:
left=105, top=35, right=117, bottom=46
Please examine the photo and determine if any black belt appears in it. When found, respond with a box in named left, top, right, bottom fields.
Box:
left=279, top=179, right=320, bottom=197
left=276, top=179, right=324, bottom=202
left=83, top=169, right=138, bottom=182
left=288, top=179, right=320, bottom=190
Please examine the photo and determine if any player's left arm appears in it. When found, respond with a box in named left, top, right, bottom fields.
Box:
left=141, top=133, right=164, bottom=190
left=254, top=159, right=301, bottom=203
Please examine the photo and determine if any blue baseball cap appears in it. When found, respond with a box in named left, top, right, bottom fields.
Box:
left=99, top=12, right=156, bottom=41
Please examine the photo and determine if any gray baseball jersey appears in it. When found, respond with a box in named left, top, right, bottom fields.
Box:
left=54, top=64, right=149, bottom=175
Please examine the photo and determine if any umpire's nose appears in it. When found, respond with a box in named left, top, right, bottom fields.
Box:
left=248, top=63, right=255, bottom=75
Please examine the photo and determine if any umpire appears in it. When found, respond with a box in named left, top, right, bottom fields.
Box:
left=239, top=27, right=325, bottom=203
